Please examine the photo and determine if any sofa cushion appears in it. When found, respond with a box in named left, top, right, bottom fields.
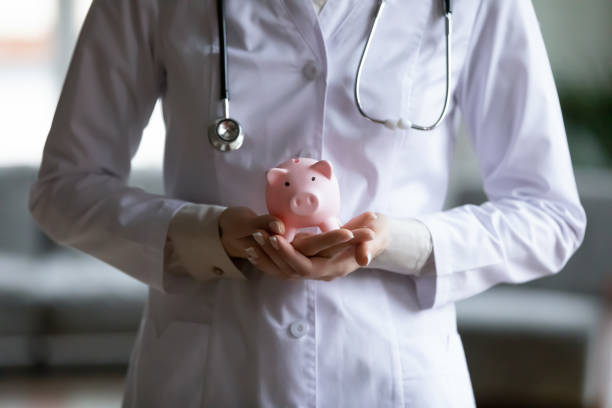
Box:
left=0, top=249, right=147, bottom=336
left=0, top=166, right=54, bottom=255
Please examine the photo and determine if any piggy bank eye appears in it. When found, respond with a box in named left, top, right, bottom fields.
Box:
left=311, top=177, right=316, bottom=181
left=284, top=181, right=290, bottom=187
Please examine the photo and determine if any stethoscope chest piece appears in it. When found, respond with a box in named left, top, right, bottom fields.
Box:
left=208, top=0, right=244, bottom=152
left=208, top=117, right=244, bottom=152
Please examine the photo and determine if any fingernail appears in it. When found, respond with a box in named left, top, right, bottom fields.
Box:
left=253, top=232, right=265, bottom=246
left=347, top=231, right=354, bottom=239
left=245, top=247, right=258, bottom=259
left=365, top=253, right=371, bottom=266
left=247, top=255, right=257, bottom=264
left=269, top=236, right=279, bottom=250
left=270, top=221, right=283, bottom=234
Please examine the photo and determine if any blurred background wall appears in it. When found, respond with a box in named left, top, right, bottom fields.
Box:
left=0, top=0, right=610, bottom=407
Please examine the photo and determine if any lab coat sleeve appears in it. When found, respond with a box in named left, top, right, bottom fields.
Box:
left=412, top=0, right=586, bottom=309
left=28, top=0, right=241, bottom=293
left=164, top=203, right=248, bottom=282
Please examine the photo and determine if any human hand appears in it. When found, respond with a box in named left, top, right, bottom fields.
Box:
left=342, top=212, right=391, bottom=267
left=291, top=227, right=375, bottom=258
left=218, top=206, right=285, bottom=259
left=248, top=212, right=388, bottom=281
left=247, top=213, right=381, bottom=281
left=249, top=230, right=365, bottom=281
left=306, top=211, right=391, bottom=266
left=219, top=207, right=357, bottom=280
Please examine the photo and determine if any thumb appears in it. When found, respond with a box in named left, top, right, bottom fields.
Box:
left=248, top=214, right=285, bottom=236
left=355, top=241, right=373, bottom=267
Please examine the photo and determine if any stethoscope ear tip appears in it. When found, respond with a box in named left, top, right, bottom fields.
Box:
left=384, top=119, right=397, bottom=130
left=397, top=118, right=412, bottom=130
left=383, top=118, right=412, bottom=130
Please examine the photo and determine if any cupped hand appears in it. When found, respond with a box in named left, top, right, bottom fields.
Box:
left=220, top=208, right=389, bottom=281
left=291, top=227, right=375, bottom=257
left=250, top=212, right=387, bottom=282
left=251, top=231, right=363, bottom=281
left=289, top=212, right=388, bottom=269
left=218, top=206, right=284, bottom=259
left=219, top=207, right=359, bottom=280
left=340, top=212, right=390, bottom=267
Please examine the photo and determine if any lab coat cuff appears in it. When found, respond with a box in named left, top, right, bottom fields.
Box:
left=413, top=212, right=453, bottom=277
left=411, top=212, right=452, bottom=309
left=412, top=255, right=452, bottom=309
left=368, top=217, right=433, bottom=276
left=148, top=199, right=193, bottom=294
left=165, top=203, right=247, bottom=287
left=191, top=204, right=248, bottom=282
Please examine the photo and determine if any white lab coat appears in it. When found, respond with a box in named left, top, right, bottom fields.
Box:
left=29, top=0, right=586, bottom=407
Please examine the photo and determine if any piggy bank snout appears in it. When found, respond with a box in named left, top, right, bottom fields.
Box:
left=290, top=192, right=319, bottom=216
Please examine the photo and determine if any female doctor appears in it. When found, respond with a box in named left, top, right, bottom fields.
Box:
left=30, top=0, right=586, bottom=406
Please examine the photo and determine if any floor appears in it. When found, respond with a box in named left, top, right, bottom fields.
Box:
left=0, top=370, right=124, bottom=408
left=0, top=369, right=593, bottom=408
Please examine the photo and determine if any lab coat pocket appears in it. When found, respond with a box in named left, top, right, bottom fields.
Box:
left=149, top=280, right=219, bottom=338
left=400, top=332, right=475, bottom=407
left=136, top=320, right=212, bottom=408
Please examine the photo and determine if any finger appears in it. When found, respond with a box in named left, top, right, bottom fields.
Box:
left=293, top=231, right=316, bottom=241
left=235, top=237, right=285, bottom=278
left=333, top=245, right=361, bottom=277
left=230, top=214, right=285, bottom=238
left=292, top=228, right=354, bottom=257
left=273, top=235, right=313, bottom=276
left=317, top=228, right=375, bottom=258
left=349, top=227, right=376, bottom=242
left=355, top=241, right=373, bottom=267
left=313, top=245, right=358, bottom=281
left=342, top=211, right=378, bottom=230
left=252, top=230, right=298, bottom=279
left=250, top=214, right=285, bottom=236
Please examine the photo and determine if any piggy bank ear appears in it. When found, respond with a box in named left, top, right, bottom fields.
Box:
left=266, top=168, right=289, bottom=185
left=309, top=160, right=333, bottom=179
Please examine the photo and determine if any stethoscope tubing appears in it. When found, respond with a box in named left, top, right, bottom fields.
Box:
left=354, top=0, right=453, bottom=131
left=216, top=0, right=231, bottom=120
left=209, top=0, right=454, bottom=152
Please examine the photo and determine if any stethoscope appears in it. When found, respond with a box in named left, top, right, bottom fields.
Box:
left=208, top=0, right=454, bottom=152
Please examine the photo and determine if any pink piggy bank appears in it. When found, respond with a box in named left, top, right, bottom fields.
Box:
left=266, top=157, right=341, bottom=243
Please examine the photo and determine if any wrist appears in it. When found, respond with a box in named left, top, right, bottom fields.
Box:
left=368, top=217, right=432, bottom=276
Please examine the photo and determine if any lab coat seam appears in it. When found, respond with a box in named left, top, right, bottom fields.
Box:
left=151, top=0, right=166, bottom=96
left=381, top=283, right=406, bottom=407
left=198, top=281, right=222, bottom=406
left=454, top=0, right=486, bottom=110
left=306, top=281, right=317, bottom=408
left=325, top=0, right=369, bottom=43
left=124, top=0, right=162, bottom=130
left=400, top=1, right=430, bottom=133
left=276, top=0, right=324, bottom=65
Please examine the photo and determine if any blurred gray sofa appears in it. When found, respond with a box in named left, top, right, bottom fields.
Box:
left=0, top=165, right=610, bottom=407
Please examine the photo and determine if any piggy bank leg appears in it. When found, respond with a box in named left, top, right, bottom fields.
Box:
left=284, top=227, right=297, bottom=243
left=319, top=218, right=340, bottom=233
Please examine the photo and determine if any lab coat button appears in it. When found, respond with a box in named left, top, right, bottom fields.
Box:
left=212, top=267, right=224, bottom=276
left=302, top=62, right=319, bottom=80
left=289, top=320, right=308, bottom=338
